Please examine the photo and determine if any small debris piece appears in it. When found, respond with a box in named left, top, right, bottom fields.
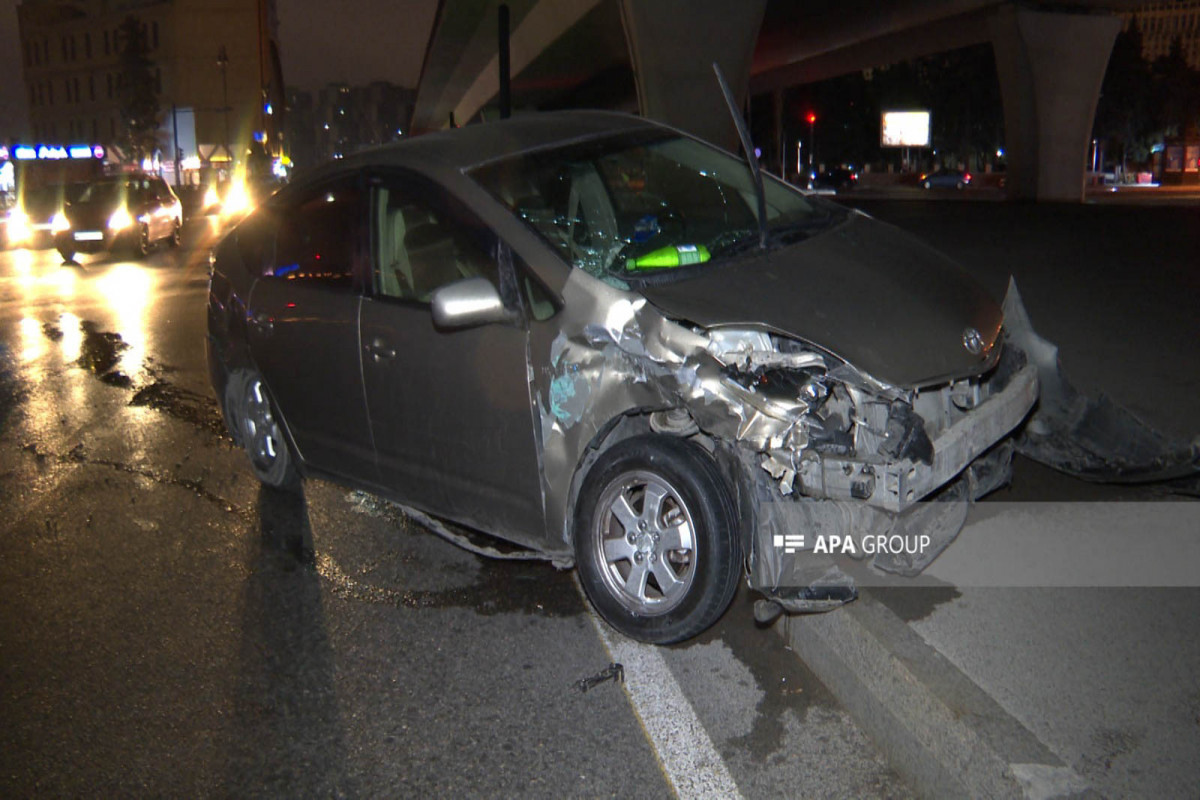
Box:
left=574, top=662, right=624, bottom=693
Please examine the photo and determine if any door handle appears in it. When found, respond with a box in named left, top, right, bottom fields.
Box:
left=368, top=338, right=396, bottom=361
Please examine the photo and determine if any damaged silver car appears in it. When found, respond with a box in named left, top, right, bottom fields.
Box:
left=206, top=110, right=1196, bottom=643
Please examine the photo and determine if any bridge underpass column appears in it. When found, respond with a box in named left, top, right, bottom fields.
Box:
left=990, top=6, right=1121, bottom=202
left=619, top=0, right=767, bottom=149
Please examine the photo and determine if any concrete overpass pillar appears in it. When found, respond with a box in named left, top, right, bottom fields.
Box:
left=990, top=6, right=1121, bottom=202
left=619, top=0, right=767, bottom=149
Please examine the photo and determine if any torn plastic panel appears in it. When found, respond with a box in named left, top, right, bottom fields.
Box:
left=1003, top=278, right=1200, bottom=482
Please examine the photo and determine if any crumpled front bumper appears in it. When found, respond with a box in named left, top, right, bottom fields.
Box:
left=747, top=355, right=1038, bottom=612
left=875, top=362, right=1038, bottom=513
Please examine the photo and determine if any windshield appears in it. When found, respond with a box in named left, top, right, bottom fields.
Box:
left=470, top=131, right=845, bottom=283
left=76, top=180, right=127, bottom=206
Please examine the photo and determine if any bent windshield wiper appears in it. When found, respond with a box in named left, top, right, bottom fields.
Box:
left=767, top=206, right=845, bottom=245
left=710, top=230, right=763, bottom=258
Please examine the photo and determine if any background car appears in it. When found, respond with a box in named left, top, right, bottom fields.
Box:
left=920, top=168, right=972, bottom=189
left=3, top=183, right=84, bottom=249
left=55, top=173, right=182, bottom=262
left=806, top=167, right=858, bottom=193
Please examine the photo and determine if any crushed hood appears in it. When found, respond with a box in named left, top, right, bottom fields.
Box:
left=637, top=212, right=1003, bottom=388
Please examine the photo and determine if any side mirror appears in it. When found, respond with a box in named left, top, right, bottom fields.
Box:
left=431, top=276, right=518, bottom=330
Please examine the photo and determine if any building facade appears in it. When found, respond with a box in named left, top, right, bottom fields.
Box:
left=1128, top=0, right=1200, bottom=68
left=286, top=82, right=415, bottom=170
left=16, top=0, right=286, bottom=174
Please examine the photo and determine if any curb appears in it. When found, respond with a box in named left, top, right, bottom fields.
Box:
left=775, top=592, right=1096, bottom=799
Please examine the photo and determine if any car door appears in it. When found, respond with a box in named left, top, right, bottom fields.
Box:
left=244, top=175, right=378, bottom=484
left=358, top=171, right=546, bottom=547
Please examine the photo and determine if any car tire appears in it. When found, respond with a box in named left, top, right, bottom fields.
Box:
left=225, top=369, right=300, bottom=491
left=58, top=247, right=75, bottom=264
left=133, top=224, right=150, bottom=258
left=574, top=434, right=741, bottom=644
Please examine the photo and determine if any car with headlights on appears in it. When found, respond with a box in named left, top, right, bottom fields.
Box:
left=3, top=183, right=84, bottom=249
left=55, top=173, right=182, bottom=262
left=208, top=111, right=1185, bottom=644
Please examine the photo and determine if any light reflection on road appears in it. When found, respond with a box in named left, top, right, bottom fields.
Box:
left=94, top=263, right=151, bottom=376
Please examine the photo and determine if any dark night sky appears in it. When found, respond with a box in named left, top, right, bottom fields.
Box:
left=0, top=0, right=438, bottom=141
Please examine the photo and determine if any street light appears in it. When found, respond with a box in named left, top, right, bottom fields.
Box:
left=217, top=46, right=230, bottom=165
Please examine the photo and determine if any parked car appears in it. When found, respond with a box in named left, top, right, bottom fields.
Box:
left=3, top=183, right=83, bottom=249
left=920, top=168, right=972, bottom=189
left=207, top=110, right=1183, bottom=645
left=55, top=173, right=182, bottom=262
left=806, top=167, right=858, bottom=193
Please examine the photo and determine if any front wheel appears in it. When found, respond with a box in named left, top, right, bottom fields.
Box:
left=132, top=224, right=150, bottom=258
left=574, top=435, right=741, bottom=644
left=225, top=369, right=300, bottom=490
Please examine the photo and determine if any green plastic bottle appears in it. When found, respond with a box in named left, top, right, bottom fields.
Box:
left=626, top=244, right=711, bottom=271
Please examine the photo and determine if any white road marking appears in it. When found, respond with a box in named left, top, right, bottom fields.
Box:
left=1008, top=763, right=1092, bottom=799
left=579, top=582, right=744, bottom=800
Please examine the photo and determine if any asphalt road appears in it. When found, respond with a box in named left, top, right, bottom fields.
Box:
left=0, top=221, right=908, bottom=797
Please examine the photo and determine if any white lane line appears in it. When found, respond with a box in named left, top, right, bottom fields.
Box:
left=579, top=583, right=743, bottom=800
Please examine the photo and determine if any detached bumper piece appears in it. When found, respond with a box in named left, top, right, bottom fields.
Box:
left=1003, top=278, right=1199, bottom=482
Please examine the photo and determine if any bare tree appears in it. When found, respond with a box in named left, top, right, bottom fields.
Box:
left=116, top=15, right=161, bottom=164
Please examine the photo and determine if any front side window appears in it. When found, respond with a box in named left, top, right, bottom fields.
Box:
left=268, top=181, right=362, bottom=288
left=471, top=132, right=846, bottom=284
left=371, top=181, right=499, bottom=303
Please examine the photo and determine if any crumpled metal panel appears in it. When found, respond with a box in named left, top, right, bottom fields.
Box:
left=531, top=271, right=824, bottom=545
left=1003, top=278, right=1200, bottom=482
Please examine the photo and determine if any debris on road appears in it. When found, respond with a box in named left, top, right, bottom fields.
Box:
left=574, top=662, right=625, bottom=693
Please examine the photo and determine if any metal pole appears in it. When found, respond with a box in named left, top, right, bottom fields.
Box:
left=171, top=104, right=181, bottom=188
left=217, top=46, right=230, bottom=167
left=773, top=89, right=783, bottom=178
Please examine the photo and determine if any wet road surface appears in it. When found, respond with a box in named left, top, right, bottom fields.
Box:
left=0, top=222, right=909, bottom=797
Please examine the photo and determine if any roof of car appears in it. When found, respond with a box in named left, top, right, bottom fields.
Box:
left=307, top=110, right=666, bottom=180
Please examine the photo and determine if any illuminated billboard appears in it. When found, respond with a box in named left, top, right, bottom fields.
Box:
left=881, top=111, right=930, bottom=147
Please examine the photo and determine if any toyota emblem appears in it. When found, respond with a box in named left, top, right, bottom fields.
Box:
left=962, top=327, right=985, bottom=355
